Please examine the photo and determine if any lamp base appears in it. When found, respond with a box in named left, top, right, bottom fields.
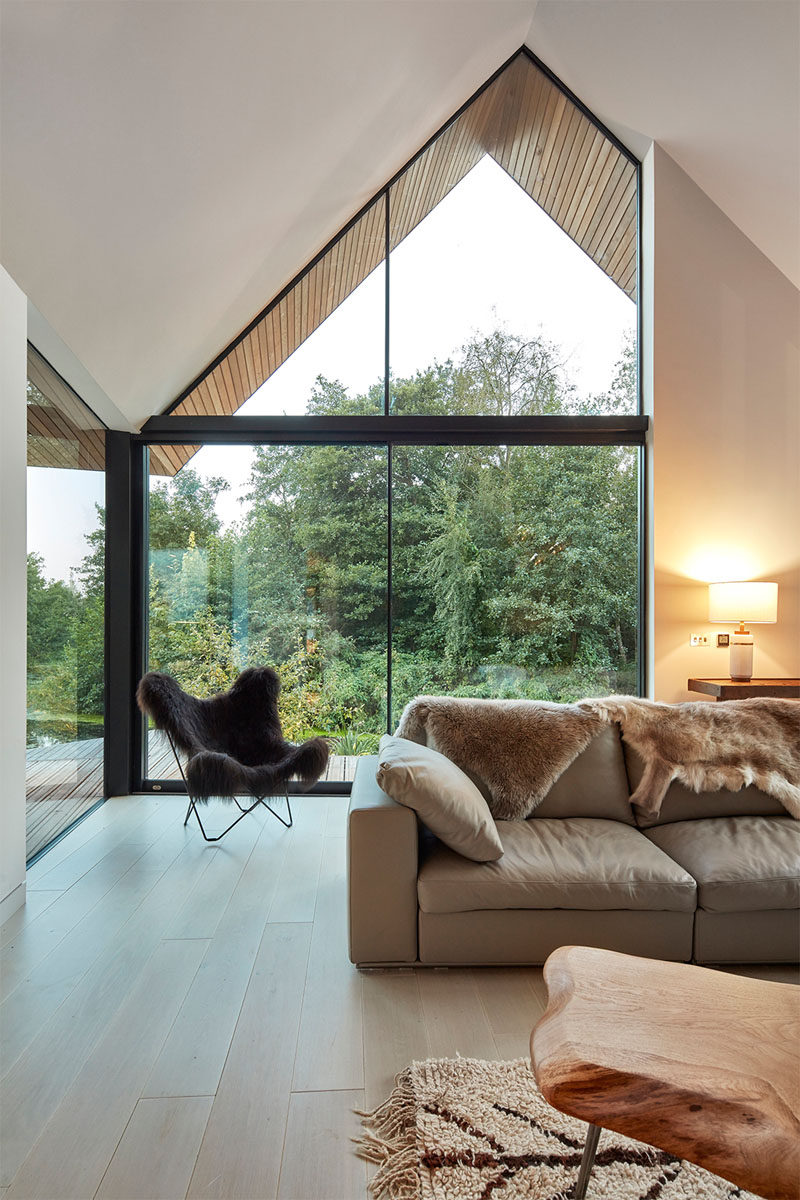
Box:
left=729, top=633, right=754, bottom=682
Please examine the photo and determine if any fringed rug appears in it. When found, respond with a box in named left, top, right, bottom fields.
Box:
left=355, top=1057, right=765, bottom=1200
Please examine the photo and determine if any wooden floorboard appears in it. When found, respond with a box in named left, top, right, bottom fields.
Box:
left=25, top=738, right=105, bottom=861
left=143, top=816, right=291, bottom=1100
left=362, top=970, right=429, bottom=1109
left=186, top=922, right=312, bottom=1199
left=5, top=938, right=209, bottom=1199
left=278, top=1090, right=366, bottom=1200
left=1, top=792, right=797, bottom=1199
left=23, top=795, right=153, bottom=887
left=96, top=1096, right=214, bottom=1200
left=291, top=836, right=364, bottom=1093
left=25, top=734, right=360, bottom=861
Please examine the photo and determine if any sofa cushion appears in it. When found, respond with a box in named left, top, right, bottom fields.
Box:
left=624, top=745, right=787, bottom=828
left=417, top=818, right=696, bottom=914
left=376, top=734, right=503, bottom=862
left=645, top=816, right=800, bottom=913
left=532, top=725, right=634, bottom=823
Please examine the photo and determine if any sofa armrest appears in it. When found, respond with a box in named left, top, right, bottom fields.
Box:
left=347, top=755, right=419, bottom=965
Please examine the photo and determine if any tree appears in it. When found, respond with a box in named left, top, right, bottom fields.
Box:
left=452, top=329, right=570, bottom=415
left=138, top=328, right=639, bottom=736
left=149, top=468, right=229, bottom=551
left=73, top=505, right=105, bottom=598
left=27, top=553, right=79, bottom=663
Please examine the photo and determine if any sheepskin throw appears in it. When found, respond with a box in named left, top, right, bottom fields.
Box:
left=136, top=667, right=329, bottom=800
left=395, top=696, right=604, bottom=819
left=396, top=693, right=800, bottom=823
left=580, top=695, right=800, bottom=820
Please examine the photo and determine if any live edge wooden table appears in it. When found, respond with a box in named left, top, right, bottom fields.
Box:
left=531, top=946, right=800, bottom=1200
left=688, top=678, right=800, bottom=701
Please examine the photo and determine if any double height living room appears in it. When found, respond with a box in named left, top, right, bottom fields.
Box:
left=1, top=3, right=798, bottom=1199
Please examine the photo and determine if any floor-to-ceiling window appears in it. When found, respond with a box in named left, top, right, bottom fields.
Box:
left=26, top=347, right=106, bottom=857
left=391, top=442, right=639, bottom=715
left=143, top=442, right=389, bottom=779
left=135, top=48, right=643, bottom=789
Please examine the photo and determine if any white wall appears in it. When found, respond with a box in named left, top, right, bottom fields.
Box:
left=0, top=266, right=28, bottom=920
left=646, top=144, right=800, bottom=700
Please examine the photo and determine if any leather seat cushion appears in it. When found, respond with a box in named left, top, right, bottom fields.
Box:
left=645, top=816, right=800, bottom=913
left=417, top=818, right=696, bottom=914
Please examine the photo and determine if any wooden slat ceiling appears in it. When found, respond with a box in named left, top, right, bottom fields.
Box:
left=26, top=346, right=107, bottom=471
left=27, top=345, right=191, bottom=475
left=168, top=50, right=638, bottom=444
left=147, top=444, right=201, bottom=477
left=174, top=198, right=386, bottom=422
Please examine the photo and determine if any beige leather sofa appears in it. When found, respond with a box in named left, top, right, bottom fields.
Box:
left=347, top=725, right=799, bottom=966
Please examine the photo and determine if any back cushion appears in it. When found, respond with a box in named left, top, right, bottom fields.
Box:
left=531, top=725, right=634, bottom=823
left=623, top=744, right=787, bottom=828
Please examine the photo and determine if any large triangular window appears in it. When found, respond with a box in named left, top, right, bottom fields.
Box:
left=133, top=47, right=643, bottom=790
left=165, top=48, right=636, bottom=426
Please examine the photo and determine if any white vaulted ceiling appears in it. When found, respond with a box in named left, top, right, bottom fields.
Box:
left=1, top=0, right=797, bottom=428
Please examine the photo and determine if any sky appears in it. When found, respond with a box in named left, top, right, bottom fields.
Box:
left=28, top=156, right=635, bottom=581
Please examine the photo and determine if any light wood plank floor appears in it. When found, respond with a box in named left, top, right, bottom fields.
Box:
left=25, top=737, right=360, bottom=861
left=1, top=793, right=797, bottom=1199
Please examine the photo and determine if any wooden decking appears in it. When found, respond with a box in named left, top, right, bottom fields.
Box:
left=26, top=739, right=104, bottom=861
left=26, top=735, right=358, bottom=862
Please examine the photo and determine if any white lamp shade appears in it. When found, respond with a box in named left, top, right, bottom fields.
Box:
left=708, top=581, right=778, bottom=624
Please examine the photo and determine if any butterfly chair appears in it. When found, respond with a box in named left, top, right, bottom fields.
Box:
left=136, top=667, right=330, bottom=842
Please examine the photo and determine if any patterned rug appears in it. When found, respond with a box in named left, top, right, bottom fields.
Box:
left=355, top=1057, right=765, bottom=1200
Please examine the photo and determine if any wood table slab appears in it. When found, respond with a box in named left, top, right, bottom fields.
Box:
left=531, top=946, right=800, bottom=1200
left=688, top=678, right=800, bottom=701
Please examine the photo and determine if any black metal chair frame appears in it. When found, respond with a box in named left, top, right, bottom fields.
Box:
left=166, top=732, right=293, bottom=842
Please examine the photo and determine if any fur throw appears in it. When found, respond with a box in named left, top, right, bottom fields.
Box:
left=579, top=695, right=800, bottom=819
left=136, top=667, right=329, bottom=801
left=395, top=695, right=604, bottom=819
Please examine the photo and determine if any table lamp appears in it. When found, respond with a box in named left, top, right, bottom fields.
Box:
left=708, top=581, right=778, bottom=681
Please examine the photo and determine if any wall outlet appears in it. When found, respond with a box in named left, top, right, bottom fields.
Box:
left=690, top=634, right=710, bottom=646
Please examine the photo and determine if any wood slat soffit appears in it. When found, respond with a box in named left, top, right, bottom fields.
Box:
left=27, top=346, right=107, bottom=471
left=27, top=346, right=187, bottom=476
left=171, top=50, right=637, bottom=427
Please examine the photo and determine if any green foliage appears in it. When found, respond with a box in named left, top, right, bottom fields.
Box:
left=151, top=609, right=239, bottom=694
left=333, top=730, right=381, bottom=755
left=27, top=554, right=80, bottom=663
left=27, top=538, right=104, bottom=744
left=27, top=648, right=78, bottom=740
left=73, top=505, right=106, bottom=599
left=452, top=329, right=569, bottom=415
left=30, top=328, right=639, bottom=750
left=273, top=638, right=328, bottom=741
left=149, top=468, right=229, bottom=551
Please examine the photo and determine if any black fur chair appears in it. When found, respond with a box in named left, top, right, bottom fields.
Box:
left=136, top=666, right=330, bottom=842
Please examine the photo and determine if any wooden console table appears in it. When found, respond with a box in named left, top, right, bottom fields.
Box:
left=531, top=945, right=800, bottom=1200
left=688, top=677, right=800, bottom=701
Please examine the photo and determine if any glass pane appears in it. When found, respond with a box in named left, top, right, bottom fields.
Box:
left=391, top=443, right=639, bottom=725
left=145, top=444, right=388, bottom=782
left=26, top=355, right=105, bottom=860
left=389, top=154, right=636, bottom=417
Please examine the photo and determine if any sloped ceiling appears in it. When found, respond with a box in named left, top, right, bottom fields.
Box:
left=1, top=0, right=797, bottom=429
left=529, top=0, right=800, bottom=297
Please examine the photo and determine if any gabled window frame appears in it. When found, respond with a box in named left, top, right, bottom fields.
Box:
left=104, top=46, right=647, bottom=797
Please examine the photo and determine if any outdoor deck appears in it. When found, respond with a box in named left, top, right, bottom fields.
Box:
left=25, top=734, right=358, bottom=861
